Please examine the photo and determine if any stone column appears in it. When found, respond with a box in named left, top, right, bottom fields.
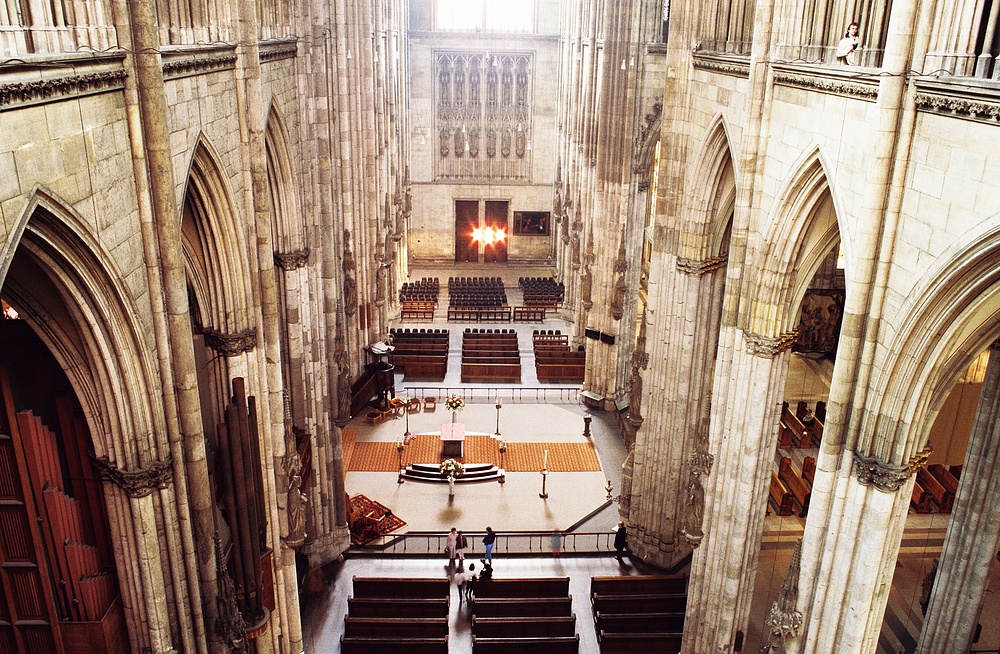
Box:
left=917, top=342, right=1000, bottom=653
left=682, top=331, right=795, bottom=653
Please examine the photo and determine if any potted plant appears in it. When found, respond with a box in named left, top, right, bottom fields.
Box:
left=440, top=458, right=464, bottom=496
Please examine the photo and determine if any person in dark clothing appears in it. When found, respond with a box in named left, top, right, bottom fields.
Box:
left=482, top=526, right=496, bottom=561
left=614, top=521, right=628, bottom=561
left=478, top=558, right=493, bottom=581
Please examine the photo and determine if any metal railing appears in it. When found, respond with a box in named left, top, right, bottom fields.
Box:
left=397, top=386, right=582, bottom=405
left=350, top=530, right=618, bottom=556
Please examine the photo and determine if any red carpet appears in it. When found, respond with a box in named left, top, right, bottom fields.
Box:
left=348, top=493, right=406, bottom=545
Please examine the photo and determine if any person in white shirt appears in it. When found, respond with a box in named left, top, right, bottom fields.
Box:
left=836, top=22, right=860, bottom=65
left=457, top=563, right=477, bottom=605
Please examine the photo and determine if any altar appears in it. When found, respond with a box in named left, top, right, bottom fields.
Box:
left=440, top=422, right=465, bottom=458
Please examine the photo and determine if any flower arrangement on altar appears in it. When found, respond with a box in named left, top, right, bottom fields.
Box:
left=443, top=394, right=465, bottom=413
left=440, top=458, right=464, bottom=479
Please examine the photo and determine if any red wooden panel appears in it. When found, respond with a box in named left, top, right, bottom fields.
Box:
left=0, top=509, right=34, bottom=563
left=0, top=441, right=20, bottom=501
left=7, top=569, right=44, bottom=620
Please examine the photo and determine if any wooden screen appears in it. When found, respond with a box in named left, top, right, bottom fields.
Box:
left=484, top=200, right=508, bottom=263
left=454, top=200, right=479, bottom=262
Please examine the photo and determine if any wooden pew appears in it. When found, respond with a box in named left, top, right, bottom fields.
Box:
left=389, top=354, right=448, bottom=380
left=770, top=472, right=795, bottom=516
left=598, top=631, right=683, bottom=653
left=777, top=420, right=795, bottom=449
left=472, top=635, right=579, bottom=654
left=514, top=306, right=547, bottom=322
left=352, top=576, right=450, bottom=599
left=590, top=575, right=688, bottom=598
left=595, top=612, right=685, bottom=634
left=781, top=403, right=811, bottom=448
left=471, top=597, right=574, bottom=618
left=590, top=593, right=687, bottom=615
left=911, top=480, right=933, bottom=513
left=778, top=457, right=811, bottom=517
left=340, top=636, right=448, bottom=654
left=916, top=467, right=953, bottom=513
left=801, top=457, right=816, bottom=486
left=461, top=362, right=522, bottom=383
left=472, top=577, right=570, bottom=598
left=400, top=301, right=436, bottom=322
left=348, top=597, right=450, bottom=618
left=928, top=464, right=959, bottom=501
left=533, top=334, right=570, bottom=346
left=344, top=616, right=448, bottom=638
left=472, top=615, right=577, bottom=638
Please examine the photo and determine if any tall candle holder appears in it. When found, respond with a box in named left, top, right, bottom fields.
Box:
left=539, top=468, right=549, bottom=499
left=498, top=440, right=507, bottom=484
left=494, top=397, right=502, bottom=438
left=397, top=440, right=405, bottom=484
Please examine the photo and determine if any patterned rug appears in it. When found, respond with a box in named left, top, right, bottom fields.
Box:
left=345, top=433, right=601, bottom=473
left=349, top=493, right=406, bottom=546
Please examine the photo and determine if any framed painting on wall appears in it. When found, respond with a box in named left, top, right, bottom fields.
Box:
left=512, top=211, right=550, bottom=236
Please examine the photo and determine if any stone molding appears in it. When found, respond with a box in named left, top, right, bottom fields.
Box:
left=92, top=455, right=173, bottom=498
left=854, top=451, right=910, bottom=492
left=676, top=254, right=727, bottom=276
left=692, top=53, right=750, bottom=78
left=274, top=248, right=310, bottom=271
left=0, top=69, right=127, bottom=111
left=772, top=70, right=878, bottom=101
left=203, top=327, right=258, bottom=357
left=162, top=51, right=238, bottom=80
left=743, top=330, right=799, bottom=358
left=915, top=78, right=1000, bottom=125
left=259, top=40, right=298, bottom=63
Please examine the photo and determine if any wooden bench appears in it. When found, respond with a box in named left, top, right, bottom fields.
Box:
left=523, top=299, right=559, bottom=309
left=400, top=301, right=436, bottom=322
left=533, top=334, right=569, bottom=346
left=591, top=593, right=687, bottom=615
left=777, top=420, right=795, bottom=449
left=341, top=636, right=448, bottom=654
left=802, top=456, right=816, bottom=486
left=778, top=457, right=810, bottom=517
left=590, top=575, right=688, bottom=597
left=928, top=464, right=959, bottom=500
left=594, top=611, right=685, bottom=634
left=472, top=635, right=578, bottom=654
left=472, top=577, right=570, bottom=598
left=917, top=467, right=953, bottom=512
left=781, top=403, right=811, bottom=447
left=352, top=576, right=451, bottom=599
left=797, top=401, right=825, bottom=443
left=514, top=306, right=547, bottom=322
left=769, top=472, right=795, bottom=516
left=536, top=364, right=585, bottom=383
left=344, top=617, right=448, bottom=638
left=472, top=615, right=576, bottom=638
left=911, top=480, right=933, bottom=513
left=598, top=631, right=682, bottom=653
left=390, top=354, right=447, bottom=380
left=347, top=597, right=450, bottom=618
left=470, top=597, right=574, bottom=617
left=461, top=362, right=522, bottom=383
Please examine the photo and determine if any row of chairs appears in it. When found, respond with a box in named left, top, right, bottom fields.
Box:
left=450, top=294, right=508, bottom=308
left=533, top=329, right=562, bottom=335
left=390, top=328, right=449, bottom=335
left=400, top=277, right=440, bottom=303
left=450, top=276, right=504, bottom=289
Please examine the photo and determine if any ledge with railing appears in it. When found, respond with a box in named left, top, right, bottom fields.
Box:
left=397, top=385, right=582, bottom=405
left=349, top=529, right=619, bottom=556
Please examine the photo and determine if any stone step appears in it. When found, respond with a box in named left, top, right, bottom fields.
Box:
left=403, top=462, right=502, bottom=483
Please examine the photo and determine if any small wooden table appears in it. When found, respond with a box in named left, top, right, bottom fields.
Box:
left=440, top=422, right=465, bottom=458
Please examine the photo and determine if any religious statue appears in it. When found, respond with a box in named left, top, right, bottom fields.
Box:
left=681, top=475, right=706, bottom=545
left=342, top=230, right=358, bottom=317
left=580, top=265, right=593, bottom=311
left=611, top=275, right=627, bottom=321
left=285, top=472, right=307, bottom=547
left=627, top=364, right=644, bottom=430
left=337, top=365, right=352, bottom=425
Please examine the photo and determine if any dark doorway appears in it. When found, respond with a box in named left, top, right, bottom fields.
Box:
left=455, top=200, right=479, bottom=262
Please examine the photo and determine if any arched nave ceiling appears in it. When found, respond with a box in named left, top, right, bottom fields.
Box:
left=180, top=136, right=254, bottom=332
left=0, top=192, right=163, bottom=470
left=743, top=148, right=844, bottom=335
left=687, top=115, right=738, bottom=257
left=865, top=217, right=1000, bottom=464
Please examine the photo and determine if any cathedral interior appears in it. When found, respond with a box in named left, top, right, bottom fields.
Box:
left=2, top=0, right=1000, bottom=652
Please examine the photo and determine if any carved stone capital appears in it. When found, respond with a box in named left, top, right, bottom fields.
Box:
left=676, top=254, right=727, bottom=276
left=273, top=247, right=310, bottom=271
left=772, top=70, right=878, bottom=101
left=907, top=447, right=933, bottom=475
left=162, top=53, right=237, bottom=79
left=203, top=327, right=258, bottom=357
left=854, top=452, right=911, bottom=492
left=631, top=351, right=649, bottom=370
left=743, top=330, right=799, bottom=358
left=0, top=69, right=128, bottom=110
left=92, top=456, right=173, bottom=498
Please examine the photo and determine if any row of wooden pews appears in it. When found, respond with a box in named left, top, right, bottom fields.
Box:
left=590, top=575, right=688, bottom=653
left=533, top=332, right=585, bottom=383
left=388, top=328, right=448, bottom=380
left=769, top=456, right=815, bottom=517
left=912, top=464, right=961, bottom=514
left=778, top=401, right=825, bottom=448
left=341, top=576, right=450, bottom=653
left=470, top=577, right=579, bottom=653
left=462, top=330, right=521, bottom=382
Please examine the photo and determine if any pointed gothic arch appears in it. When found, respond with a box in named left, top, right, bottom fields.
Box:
left=866, top=219, right=1000, bottom=459
left=688, top=114, right=738, bottom=255
left=746, top=148, right=844, bottom=334
left=265, top=105, right=304, bottom=251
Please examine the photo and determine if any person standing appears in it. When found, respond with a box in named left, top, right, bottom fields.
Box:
left=551, top=530, right=562, bottom=558
left=457, top=563, right=477, bottom=605
left=836, top=21, right=860, bottom=65
left=614, top=521, right=628, bottom=561
left=482, top=526, right=496, bottom=561
left=456, top=530, right=468, bottom=567
left=446, top=527, right=458, bottom=566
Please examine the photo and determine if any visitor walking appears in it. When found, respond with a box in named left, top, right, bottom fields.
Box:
left=614, top=521, right=628, bottom=561
left=446, top=527, right=458, bottom=566
left=456, top=530, right=468, bottom=567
